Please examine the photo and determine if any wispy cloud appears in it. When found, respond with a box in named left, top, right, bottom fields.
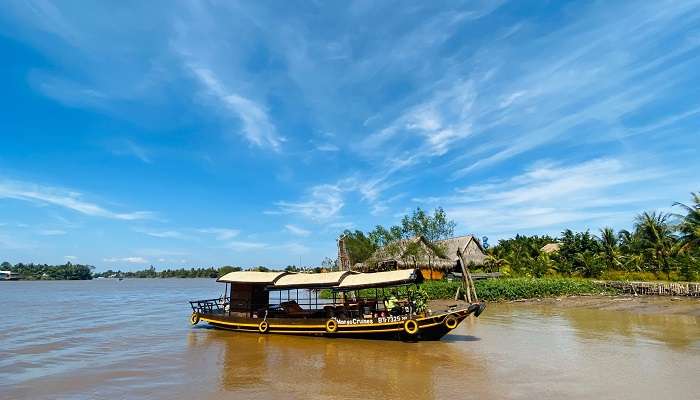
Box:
left=103, top=256, right=148, bottom=264
left=188, top=65, right=284, bottom=151
left=415, top=158, right=669, bottom=237
left=37, top=229, right=67, bottom=236
left=271, top=184, right=344, bottom=222
left=362, top=80, right=475, bottom=157
left=109, top=139, right=152, bottom=163
left=285, top=224, right=311, bottom=237
left=197, top=228, right=240, bottom=241
left=139, top=230, right=187, bottom=239
left=315, top=143, right=339, bottom=152
left=226, top=240, right=269, bottom=251
left=0, top=178, right=153, bottom=220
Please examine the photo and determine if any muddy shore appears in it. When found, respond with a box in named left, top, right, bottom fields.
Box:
left=429, top=295, right=700, bottom=317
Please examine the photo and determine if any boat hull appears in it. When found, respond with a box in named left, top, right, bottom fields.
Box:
left=194, top=303, right=485, bottom=341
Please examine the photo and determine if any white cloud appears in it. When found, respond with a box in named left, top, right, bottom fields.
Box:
left=272, top=184, right=344, bottom=222
left=361, top=80, right=475, bottom=158
left=226, top=241, right=269, bottom=251
left=37, top=229, right=67, bottom=236
left=103, top=256, right=148, bottom=264
left=415, top=158, right=669, bottom=238
left=316, top=143, right=339, bottom=152
left=278, top=242, right=310, bottom=255
left=140, top=230, right=187, bottom=239
left=0, top=178, right=153, bottom=220
left=110, top=139, right=152, bottom=163
left=197, top=228, right=240, bottom=241
left=189, top=65, right=284, bottom=151
left=285, top=224, right=311, bottom=237
left=64, top=255, right=77, bottom=260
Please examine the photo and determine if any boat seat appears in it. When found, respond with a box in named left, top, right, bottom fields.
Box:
left=280, top=301, right=316, bottom=317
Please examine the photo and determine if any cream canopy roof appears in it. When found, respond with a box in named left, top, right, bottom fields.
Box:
left=216, top=269, right=421, bottom=289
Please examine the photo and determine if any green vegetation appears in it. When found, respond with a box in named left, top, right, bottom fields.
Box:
left=417, top=278, right=610, bottom=301
left=472, top=278, right=612, bottom=301
left=93, top=265, right=244, bottom=279
left=483, top=192, right=700, bottom=281
left=342, top=207, right=456, bottom=265
left=319, top=278, right=612, bottom=302
left=2, top=261, right=94, bottom=280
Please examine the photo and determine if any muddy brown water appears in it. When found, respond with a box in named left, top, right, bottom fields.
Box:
left=1, top=279, right=698, bottom=399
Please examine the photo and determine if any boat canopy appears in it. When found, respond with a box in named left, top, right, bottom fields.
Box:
left=216, top=269, right=422, bottom=290
left=336, top=269, right=422, bottom=290
left=272, top=271, right=355, bottom=289
left=217, top=271, right=289, bottom=284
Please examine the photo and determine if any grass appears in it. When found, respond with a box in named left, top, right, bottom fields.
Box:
left=320, top=277, right=615, bottom=302
left=472, top=277, right=612, bottom=301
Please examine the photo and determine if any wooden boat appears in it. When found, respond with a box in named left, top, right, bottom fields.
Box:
left=189, top=269, right=486, bottom=341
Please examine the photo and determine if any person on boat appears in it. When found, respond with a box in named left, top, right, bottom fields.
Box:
left=384, top=294, right=402, bottom=316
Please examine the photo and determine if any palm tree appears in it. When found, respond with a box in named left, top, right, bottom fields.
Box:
left=673, top=192, right=700, bottom=253
left=598, top=227, right=623, bottom=270
left=633, top=211, right=675, bottom=278
left=483, top=254, right=509, bottom=273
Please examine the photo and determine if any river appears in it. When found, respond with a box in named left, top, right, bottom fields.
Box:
left=1, top=279, right=698, bottom=399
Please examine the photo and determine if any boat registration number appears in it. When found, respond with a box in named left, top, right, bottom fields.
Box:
left=334, top=315, right=408, bottom=325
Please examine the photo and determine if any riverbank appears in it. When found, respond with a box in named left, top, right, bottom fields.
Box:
left=430, top=295, right=700, bottom=317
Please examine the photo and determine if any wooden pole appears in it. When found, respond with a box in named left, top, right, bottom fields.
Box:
left=457, top=249, right=472, bottom=303
left=457, top=249, right=479, bottom=302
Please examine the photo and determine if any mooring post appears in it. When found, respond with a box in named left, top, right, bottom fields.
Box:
left=457, top=248, right=473, bottom=303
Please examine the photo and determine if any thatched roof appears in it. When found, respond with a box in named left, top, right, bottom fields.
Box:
left=354, top=236, right=455, bottom=272
left=435, top=235, right=486, bottom=265
left=540, top=243, right=561, bottom=254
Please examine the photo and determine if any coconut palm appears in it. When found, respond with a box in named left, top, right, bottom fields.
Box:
left=483, top=254, right=509, bottom=273
left=673, top=192, right=700, bottom=253
left=598, top=227, right=623, bottom=270
left=633, top=211, right=675, bottom=278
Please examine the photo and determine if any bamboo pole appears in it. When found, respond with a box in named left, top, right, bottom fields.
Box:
left=457, top=249, right=473, bottom=303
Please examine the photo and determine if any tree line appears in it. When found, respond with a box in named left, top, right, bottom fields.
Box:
left=2, top=261, right=94, bottom=280
left=92, top=265, right=245, bottom=279
left=485, top=194, right=700, bottom=281
left=341, top=207, right=456, bottom=266
left=340, top=193, right=700, bottom=282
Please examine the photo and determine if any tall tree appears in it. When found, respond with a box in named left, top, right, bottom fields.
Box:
left=674, top=192, right=700, bottom=253
left=634, top=211, right=675, bottom=278
left=598, top=227, right=623, bottom=270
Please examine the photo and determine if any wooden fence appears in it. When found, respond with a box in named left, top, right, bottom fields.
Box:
left=596, top=280, right=700, bottom=297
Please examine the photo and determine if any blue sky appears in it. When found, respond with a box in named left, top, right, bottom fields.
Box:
left=1, top=1, right=699, bottom=270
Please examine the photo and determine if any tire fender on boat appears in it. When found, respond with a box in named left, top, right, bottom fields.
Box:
left=258, top=321, right=270, bottom=333
left=190, top=312, right=200, bottom=325
left=403, top=319, right=419, bottom=335
left=325, top=319, right=338, bottom=333
left=444, top=315, right=458, bottom=329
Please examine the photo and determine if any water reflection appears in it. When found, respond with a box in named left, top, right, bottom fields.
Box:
left=492, top=303, right=700, bottom=350
left=186, top=327, right=495, bottom=399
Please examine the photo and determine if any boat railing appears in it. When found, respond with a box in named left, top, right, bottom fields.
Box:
left=190, top=297, right=229, bottom=314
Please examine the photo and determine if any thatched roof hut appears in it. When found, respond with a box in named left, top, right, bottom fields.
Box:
left=353, top=236, right=454, bottom=273
left=435, top=235, right=486, bottom=266
left=540, top=243, right=561, bottom=254
left=354, top=235, right=486, bottom=279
